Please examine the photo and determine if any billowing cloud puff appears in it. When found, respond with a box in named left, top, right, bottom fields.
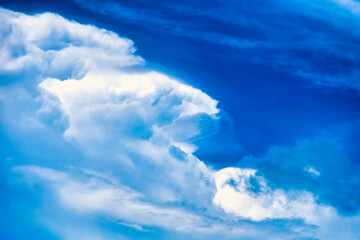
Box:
left=39, top=71, right=219, bottom=147
left=32, top=22, right=220, bottom=207
left=0, top=6, right=219, bottom=209
left=213, top=166, right=360, bottom=239
left=0, top=7, right=142, bottom=81
left=213, top=167, right=332, bottom=224
left=38, top=71, right=219, bottom=207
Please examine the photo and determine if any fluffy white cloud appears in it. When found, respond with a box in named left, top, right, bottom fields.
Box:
left=213, top=167, right=333, bottom=224
left=213, top=167, right=360, bottom=239
left=37, top=62, right=219, bottom=208
left=0, top=6, right=219, bottom=210
left=0, top=7, right=142, bottom=80
left=39, top=71, right=219, bottom=146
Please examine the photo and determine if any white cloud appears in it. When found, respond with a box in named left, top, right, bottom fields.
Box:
left=39, top=71, right=219, bottom=145
left=0, top=6, right=220, bottom=208
left=37, top=70, right=219, bottom=208
left=213, top=167, right=333, bottom=224
left=0, top=7, right=142, bottom=79
left=304, top=165, right=320, bottom=177
left=8, top=8, right=220, bottom=211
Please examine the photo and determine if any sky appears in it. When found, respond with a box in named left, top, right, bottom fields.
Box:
left=0, top=0, right=359, bottom=239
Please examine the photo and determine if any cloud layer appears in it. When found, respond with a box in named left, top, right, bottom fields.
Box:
left=0, top=6, right=359, bottom=240
left=73, top=0, right=360, bottom=91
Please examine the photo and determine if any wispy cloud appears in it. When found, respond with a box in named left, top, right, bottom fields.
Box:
left=15, top=165, right=313, bottom=239
left=72, top=0, right=360, bottom=91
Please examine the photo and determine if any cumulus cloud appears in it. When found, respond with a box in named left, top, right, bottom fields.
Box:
left=0, top=5, right=218, bottom=211
left=0, top=7, right=142, bottom=81
left=212, top=165, right=360, bottom=239
left=39, top=71, right=219, bottom=145
left=213, top=167, right=332, bottom=224
left=37, top=58, right=219, bottom=208
left=0, top=5, right=218, bottom=217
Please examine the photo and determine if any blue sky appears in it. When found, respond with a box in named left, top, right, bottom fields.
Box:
left=0, top=0, right=359, bottom=239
